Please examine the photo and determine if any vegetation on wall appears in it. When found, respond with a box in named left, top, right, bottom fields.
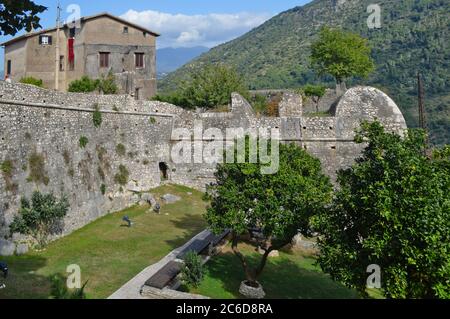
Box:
left=114, top=164, right=129, bottom=186
left=79, top=136, right=89, bottom=149
left=19, top=76, right=43, bottom=88
left=115, top=143, right=126, bottom=156
left=314, top=122, right=450, bottom=299
left=1, top=159, right=17, bottom=193
left=9, top=191, right=69, bottom=247
left=92, top=105, right=102, bottom=128
left=27, top=152, right=49, bottom=185
left=68, top=72, right=118, bottom=94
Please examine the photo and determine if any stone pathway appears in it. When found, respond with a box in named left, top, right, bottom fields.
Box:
left=108, top=229, right=211, bottom=299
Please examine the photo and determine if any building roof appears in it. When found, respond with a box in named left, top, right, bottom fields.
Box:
left=1, top=12, right=160, bottom=46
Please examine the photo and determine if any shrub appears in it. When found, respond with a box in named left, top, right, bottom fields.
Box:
left=1, top=160, right=17, bottom=193
left=100, top=184, right=106, bottom=195
left=1, top=160, right=13, bottom=176
left=149, top=117, right=156, bottom=124
left=97, top=71, right=118, bottom=95
left=181, top=251, right=205, bottom=288
left=50, top=274, right=87, bottom=299
left=68, top=76, right=99, bottom=93
left=93, top=105, right=102, bottom=128
left=114, top=165, right=129, bottom=186
left=20, top=77, right=43, bottom=88
left=79, top=136, right=89, bottom=149
left=303, top=84, right=326, bottom=112
left=116, top=144, right=126, bottom=156
left=9, top=191, right=69, bottom=247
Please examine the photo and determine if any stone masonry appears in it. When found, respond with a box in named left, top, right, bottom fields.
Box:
left=0, top=82, right=407, bottom=240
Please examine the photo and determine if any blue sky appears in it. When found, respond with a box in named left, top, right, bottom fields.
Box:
left=1, top=1, right=311, bottom=69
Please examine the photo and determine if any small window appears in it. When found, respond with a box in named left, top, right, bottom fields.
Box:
left=135, top=53, right=144, bottom=68
left=59, top=55, right=65, bottom=71
left=123, top=26, right=129, bottom=34
left=99, top=52, right=110, bottom=68
left=143, top=32, right=147, bottom=37
left=135, top=88, right=140, bottom=100
left=6, top=60, right=11, bottom=75
left=39, top=35, right=52, bottom=45
left=69, top=27, right=76, bottom=38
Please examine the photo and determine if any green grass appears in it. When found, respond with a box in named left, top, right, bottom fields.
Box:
left=188, top=243, right=360, bottom=299
left=0, top=184, right=207, bottom=299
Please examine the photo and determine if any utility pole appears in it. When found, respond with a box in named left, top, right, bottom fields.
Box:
left=55, top=1, right=62, bottom=91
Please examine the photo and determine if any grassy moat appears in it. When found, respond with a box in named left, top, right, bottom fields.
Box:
left=0, top=184, right=376, bottom=299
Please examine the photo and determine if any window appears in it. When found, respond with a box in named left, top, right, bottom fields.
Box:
left=99, top=52, right=110, bottom=68
left=123, top=26, right=129, bottom=34
left=6, top=60, right=11, bottom=75
left=135, top=53, right=144, bottom=68
left=135, top=88, right=140, bottom=100
left=39, top=35, right=52, bottom=45
left=59, top=55, right=65, bottom=71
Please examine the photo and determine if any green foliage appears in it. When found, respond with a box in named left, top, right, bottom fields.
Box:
left=68, top=76, right=100, bottom=93
left=204, top=139, right=333, bottom=284
left=79, top=136, right=88, bottom=149
left=1, top=159, right=17, bottom=193
left=155, top=64, right=249, bottom=109
left=100, top=184, right=106, bottom=195
left=114, top=164, right=129, bottom=186
left=50, top=274, right=87, bottom=299
left=1, top=160, right=13, bottom=175
left=0, top=0, right=47, bottom=36
left=28, top=152, right=49, bottom=185
left=302, top=84, right=327, bottom=112
left=311, top=27, right=374, bottom=84
left=181, top=251, right=205, bottom=288
left=97, top=71, right=118, bottom=95
left=149, top=117, right=157, bottom=124
left=19, top=76, right=43, bottom=87
left=9, top=191, right=69, bottom=247
left=116, top=143, right=126, bottom=156
left=92, top=105, right=102, bottom=128
left=314, top=121, right=450, bottom=299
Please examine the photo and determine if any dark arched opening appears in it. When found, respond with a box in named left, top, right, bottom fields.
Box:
left=159, top=162, right=168, bottom=181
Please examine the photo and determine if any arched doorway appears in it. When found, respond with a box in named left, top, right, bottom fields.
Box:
left=159, top=162, right=169, bottom=181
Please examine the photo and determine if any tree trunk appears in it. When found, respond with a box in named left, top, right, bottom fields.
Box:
left=231, top=233, right=256, bottom=283
left=335, top=81, right=347, bottom=96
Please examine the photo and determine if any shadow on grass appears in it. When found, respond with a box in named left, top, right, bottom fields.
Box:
left=0, top=255, right=51, bottom=299
left=165, top=213, right=207, bottom=250
left=202, top=251, right=359, bottom=299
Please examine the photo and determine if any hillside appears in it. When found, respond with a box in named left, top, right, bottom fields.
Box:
left=159, top=0, right=449, bottom=145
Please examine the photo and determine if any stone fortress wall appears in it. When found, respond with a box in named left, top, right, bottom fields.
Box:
left=0, top=81, right=407, bottom=239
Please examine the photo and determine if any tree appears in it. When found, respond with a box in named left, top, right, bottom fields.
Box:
left=154, top=64, right=249, bottom=109
left=0, top=0, right=47, bottom=36
left=310, top=27, right=375, bottom=93
left=303, top=84, right=326, bottom=113
left=10, top=191, right=69, bottom=247
left=204, top=139, right=333, bottom=294
left=314, top=121, right=450, bottom=299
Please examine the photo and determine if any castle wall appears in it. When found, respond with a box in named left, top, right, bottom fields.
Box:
left=0, top=82, right=407, bottom=240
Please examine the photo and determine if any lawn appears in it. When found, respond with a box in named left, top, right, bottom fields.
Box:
left=188, top=243, right=361, bottom=299
left=0, top=184, right=207, bottom=299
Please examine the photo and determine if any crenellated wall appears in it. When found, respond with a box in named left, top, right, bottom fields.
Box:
left=0, top=82, right=407, bottom=241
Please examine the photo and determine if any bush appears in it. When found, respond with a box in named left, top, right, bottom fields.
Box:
left=50, top=274, right=87, bottom=299
left=93, top=105, right=102, bottom=128
left=68, top=76, right=99, bottom=93
left=97, top=71, right=118, bottom=95
left=100, top=184, right=106, bottom=195
left=9, top=191, right=69, bottom=247
left=181, top=251, right=205, bottom=288
left=20, top=77, right=43, bottom=88
left=79, top=136, right=89, bottom=149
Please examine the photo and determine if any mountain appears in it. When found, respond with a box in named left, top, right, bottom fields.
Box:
left=159, top=0, right=450, bottom=146
left=156, top=46, right=209, bottom=78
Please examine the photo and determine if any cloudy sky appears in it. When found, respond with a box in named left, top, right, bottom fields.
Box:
left=0, top=0, right=311, bottom=68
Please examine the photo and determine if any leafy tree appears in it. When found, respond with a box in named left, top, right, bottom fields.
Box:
left=310, top=27, right=375, bottom=92
left=10, top=191, right=69, bottom=247
left=68, top=76, right=99, bottom=93
left=181, top=251, right=205, bottom=288
left=154, top=64, right=249, bottom=109
left=314, top=121, right=450, bottom=299
left=303, top=84, right=326, bottom=112
left=204, top=139, right=333, bottom=291
left=0, top=0, right=47, bottom=36
left=20, top=76, right=43, bottom=88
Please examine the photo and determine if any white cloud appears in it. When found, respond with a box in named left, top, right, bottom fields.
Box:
left=120, top=9, right=272, bottom=48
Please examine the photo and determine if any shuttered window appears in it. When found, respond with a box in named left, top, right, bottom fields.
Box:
left=99, top=52, right=110, bottom=68
left=135, top=53, right=144, bottom=68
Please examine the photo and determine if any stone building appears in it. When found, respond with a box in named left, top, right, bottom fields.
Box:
left=1, top=12, right=159, bottom=100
